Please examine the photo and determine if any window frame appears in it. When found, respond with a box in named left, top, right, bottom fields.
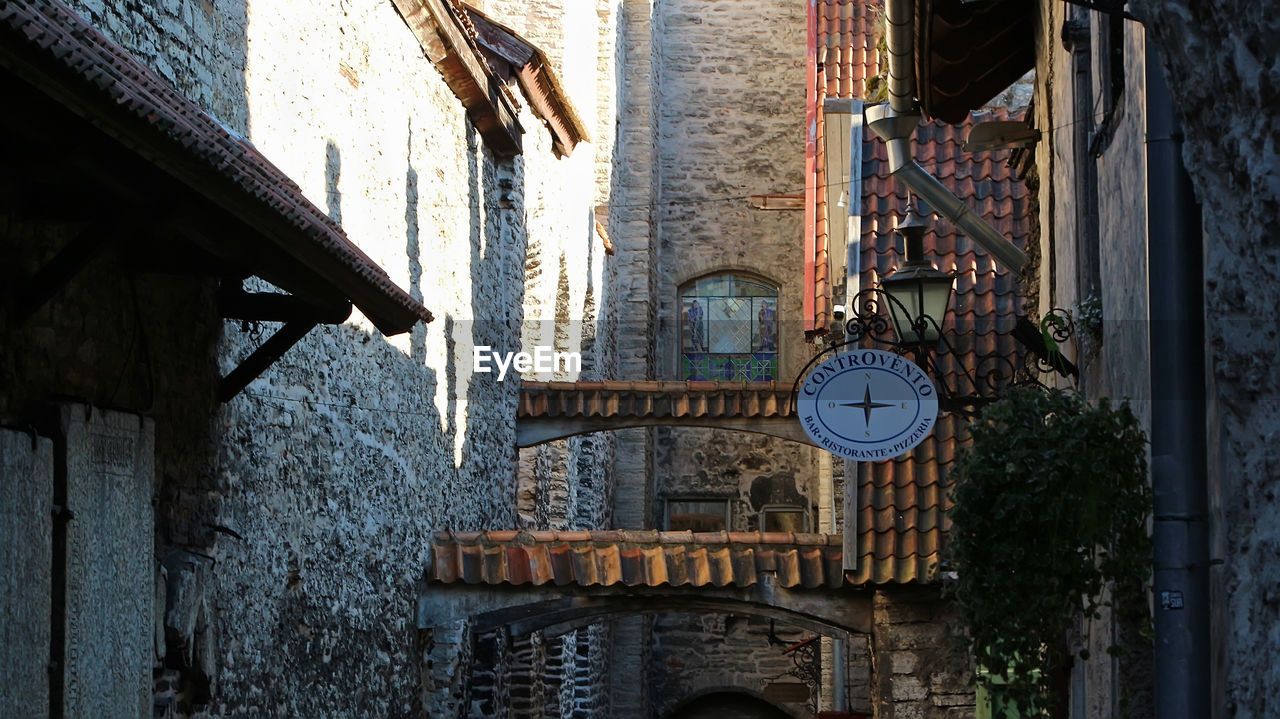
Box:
left=664, top=496, right=732, bottom=532
left=759, top=504, right=810, bottom=533
left=677, top=271, right=781, bottom=382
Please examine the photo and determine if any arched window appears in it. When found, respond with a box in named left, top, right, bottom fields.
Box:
left=679, top=273, right=778, bottom=381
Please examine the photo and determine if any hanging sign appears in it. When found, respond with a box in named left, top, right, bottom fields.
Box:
left=797, top=349, right=938, bottom=460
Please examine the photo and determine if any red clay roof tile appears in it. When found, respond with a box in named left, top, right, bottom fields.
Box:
left=845, top=107, right=1027, bottom=585
left=427, top=530, right=848, bottom=589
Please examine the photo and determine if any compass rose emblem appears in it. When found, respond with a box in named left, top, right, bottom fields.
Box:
left=796, top=349, right=939, bottom=460
left=841, top=383, right=894, bottom=426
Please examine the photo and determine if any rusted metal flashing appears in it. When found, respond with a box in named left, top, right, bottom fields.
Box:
left=391, top=0, right=523, bottom=156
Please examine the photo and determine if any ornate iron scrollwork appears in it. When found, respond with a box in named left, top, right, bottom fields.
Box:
left=792, top=289, right=1077, bottom=419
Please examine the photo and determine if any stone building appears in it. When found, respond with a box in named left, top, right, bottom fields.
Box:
left=905, top=0, right=1280, bottom=717
left=2, top=0, right=1044, bottom=716
left=2, top=0, right=616, bottom=714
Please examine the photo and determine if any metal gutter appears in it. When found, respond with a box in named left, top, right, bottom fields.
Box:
left=1146, top=43, right=1210, bottom=719
left=885, top=0, right=917, bottom=113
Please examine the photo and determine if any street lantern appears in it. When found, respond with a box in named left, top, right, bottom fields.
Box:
left=878, top=204, right=954, bottom=347
left=794, top=201, right=1076, bottom=419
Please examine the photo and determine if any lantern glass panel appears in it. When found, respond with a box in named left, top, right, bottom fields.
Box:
left=881, top=270, right=953, bottom=346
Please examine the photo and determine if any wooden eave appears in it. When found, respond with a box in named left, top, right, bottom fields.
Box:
left=464, top=6, right=592, bottom=158
left=391, top=0, right=523, bottom=156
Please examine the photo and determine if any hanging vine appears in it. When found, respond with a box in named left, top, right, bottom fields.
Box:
left=944, top=387, right=1152, bottom=715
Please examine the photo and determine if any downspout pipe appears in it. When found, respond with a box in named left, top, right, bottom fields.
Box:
left=866, top=104, right=1029, bottom=272
left=1146, top=43, right=1210, bottom=719
left=885, top=0, right=917, bottom=113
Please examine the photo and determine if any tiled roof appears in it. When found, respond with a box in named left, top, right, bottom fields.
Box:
left=464, top=6, right=591, bottom=158
left=391, top=0, right=523, bottom=155
left=0, top=0, right=433, bottom=335
left=848, top=108, right=1029, bottom=584
left=428, top=530, right=847, bottom=589
left=915, top=0, right=1034, bottom=123
left=819, top=0, right=881, bottom=100
left=519, top=381, right=795, bottom=420
left=806, top=0, right=881, bottom=339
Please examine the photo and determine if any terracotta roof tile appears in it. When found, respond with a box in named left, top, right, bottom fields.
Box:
left=807, top=1, right=883, bottom=338
left=518, top=381, right=794, bottom=419
left=0, top=0, right=433, bottom=335
left=845, top=107, right=1027, bottom=586
left=916, top=0, right=1034, bottom=124
left=428, top=530, right=846, bottom=589
left=819, top=0, right=881, bottom=99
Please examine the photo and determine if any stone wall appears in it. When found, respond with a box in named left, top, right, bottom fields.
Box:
left=602, top=0, right=833, bottom=712
left=650, top=613, right=811, bottom=718
left=871, top=587, right=974, bottom=719
left=1128, top=2, right=1280, bottom=714
left=4, top=0, right=622, bottom=715
left=1032, top=2, right=1154, bottom=716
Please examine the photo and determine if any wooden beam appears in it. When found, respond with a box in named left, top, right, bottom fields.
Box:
left=219, top=320, right=318, bottom=402
left=390, top=0, right=523, bottom=156
left=8, top=228, right=108, bottom=327
left=750, top=194, right=806, bottom=211
left=217, top=283, right=352, bottom=325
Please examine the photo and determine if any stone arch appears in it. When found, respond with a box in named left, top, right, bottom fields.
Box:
left=673, top=266, right=783, bottom=293
left=461, top=593, right=868, bottom=640
left=666, top=687, right=799, bottom=719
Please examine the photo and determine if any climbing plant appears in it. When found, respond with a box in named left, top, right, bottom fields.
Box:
left=944, top=387, right=1151, bottom=716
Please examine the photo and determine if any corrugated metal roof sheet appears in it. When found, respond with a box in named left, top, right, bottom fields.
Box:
left=428, top=530, right=846, bottom=589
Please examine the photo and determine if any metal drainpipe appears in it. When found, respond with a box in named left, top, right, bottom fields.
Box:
left=885, top=0, right=916, bottom=113
left=866, top=105, right=1029, bottom=272
left=1145, top=42, right=1210, bottom=719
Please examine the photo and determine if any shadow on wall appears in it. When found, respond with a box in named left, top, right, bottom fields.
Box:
left=208, top=126, right=531, bottom=710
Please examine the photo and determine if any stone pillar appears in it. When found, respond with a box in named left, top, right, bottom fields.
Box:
left=0, top=428, right=53, bottom=715
left=871, top=587, right=975, bottom=719
left=420, top=619, right=473, bottom=718
left=59, top=404, right=154, bottom=718
left=609, top=615, right=650, bottom=716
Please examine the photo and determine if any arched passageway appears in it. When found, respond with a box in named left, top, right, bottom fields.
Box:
left=667, top=691, right=792, bottom=719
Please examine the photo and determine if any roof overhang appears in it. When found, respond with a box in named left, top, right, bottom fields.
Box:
left=391, top=0, right=524, bottom=155
left=463, top=6, right=591, bottom=158
left=915, top=0, right=1035, bottom=124
left=1, top=0, right=434, bottom=399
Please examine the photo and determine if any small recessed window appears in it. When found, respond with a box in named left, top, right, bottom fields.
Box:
left=761, top=505, right=808, bottom=533
left=666, top=498, right=729, bottom=532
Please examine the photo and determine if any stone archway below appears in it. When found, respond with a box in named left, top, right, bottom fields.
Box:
left=667, top=690, right=793, bottom=719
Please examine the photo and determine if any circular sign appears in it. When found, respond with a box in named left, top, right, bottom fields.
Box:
left=797, top=349, right=938, bottom=460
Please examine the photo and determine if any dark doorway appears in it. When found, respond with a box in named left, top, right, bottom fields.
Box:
left=668, top=691, right=791, bottom=719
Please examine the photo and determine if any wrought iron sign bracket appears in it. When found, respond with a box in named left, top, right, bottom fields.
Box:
left=793, top=288, right=1078, bottom=420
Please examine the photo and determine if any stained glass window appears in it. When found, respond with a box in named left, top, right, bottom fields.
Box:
left=680, top=273, right=778, bottom=381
